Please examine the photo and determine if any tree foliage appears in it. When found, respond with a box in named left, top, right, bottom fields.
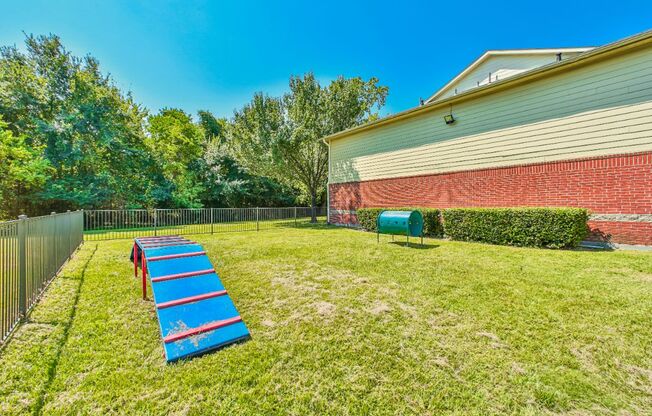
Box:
left=228, top=73, right=388, bottom=220
left=0, top=117, right=51, bottom=217
left=0, top=34, right=155, bottom=214
left=197, top=110, right=225, bottom=143
left=199, top=139, right=296, bottom=207
left=0, top=35, right=387, bottom=218
left=146, top=108, right=205, bottom=207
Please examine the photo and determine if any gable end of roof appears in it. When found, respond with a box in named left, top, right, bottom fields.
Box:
left=424, top=47, right=594, bottom=103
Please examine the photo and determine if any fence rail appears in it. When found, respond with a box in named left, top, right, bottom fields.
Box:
left=1, top=211, right=83, bottom=345
left=83, top=207, right=326, bottom=241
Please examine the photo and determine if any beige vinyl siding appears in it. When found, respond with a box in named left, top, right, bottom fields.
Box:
left=330, top=46, right=652, bottom=184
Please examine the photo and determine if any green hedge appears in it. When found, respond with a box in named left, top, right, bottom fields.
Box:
left=442, top=207, right=589, bottom=248
left=356, top=207, right=443, bottom=237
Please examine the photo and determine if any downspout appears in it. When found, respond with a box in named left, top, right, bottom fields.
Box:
left=322, top=137, right=331, bottom=224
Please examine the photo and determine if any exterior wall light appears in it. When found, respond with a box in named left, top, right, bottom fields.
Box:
left=444, top=114, right=456, bottom=125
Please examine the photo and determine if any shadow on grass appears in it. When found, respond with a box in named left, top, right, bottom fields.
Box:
left=386, top=241, right=439, bottom=250
left=572, top=246, right=615, bottom=252
left=295, top=222, right=337, bottom=230
left=33, top=244, right=98, bottom=416
left=168, top=335, right=251, bottom=365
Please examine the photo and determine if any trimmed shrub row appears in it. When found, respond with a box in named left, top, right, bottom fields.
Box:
left=443, top=207, right=589, bottom=248
left=356, top=207, right=589, bottom=248
left=356, top=207, right=444, bottom=238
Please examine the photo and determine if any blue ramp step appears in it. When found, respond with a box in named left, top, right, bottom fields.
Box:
left=131, top=236, right=250, bottom=362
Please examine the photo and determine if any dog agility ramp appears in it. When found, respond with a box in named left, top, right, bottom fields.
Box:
left=132, top=236, right=249, bottom=362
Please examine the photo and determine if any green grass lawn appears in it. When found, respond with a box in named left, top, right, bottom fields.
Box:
left=1, top=225, right=652, bottom=415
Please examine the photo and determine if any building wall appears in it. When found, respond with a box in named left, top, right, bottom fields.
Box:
left=329, top=152, right=652, bottom=245
left=329, top=46, right=652, bottom=184
left=327, top=43, right=652, bottom=245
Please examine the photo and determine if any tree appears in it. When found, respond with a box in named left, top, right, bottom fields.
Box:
left=228, top=73, right=388, bottom=221
left=198, top=138, right=297, bottom=207
left=0, top=117, right=51, bottom=218
left=146, top=108, right=206, bottom=207
left=195, top=110, right=298, bottom=207
left=197, top=110, right=226, bottom=143
left=0, top=34, right=154, bottom=212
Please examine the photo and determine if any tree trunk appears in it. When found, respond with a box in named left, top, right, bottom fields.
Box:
left=310, top=191, right=317, bottom=223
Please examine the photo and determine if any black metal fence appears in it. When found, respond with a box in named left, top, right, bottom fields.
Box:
left=0, top=211, right=83, bottom=345
left=0, top=207, right=324, bottom=345
left=83, top=207, right=327, bottom=241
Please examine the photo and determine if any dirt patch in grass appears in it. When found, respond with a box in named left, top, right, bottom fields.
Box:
left=622, top=364, right=652, bottom=394
left=261, top=319, right=276, bottom=327
left=271, top=272, right=318, bottom=292
left=369, top=301, right=391, bottom=315
left=570, top=345, right=598, bottom=373
left=313, top=301, right=336, bottom=317
left=635, top=272, right=652, bottom=282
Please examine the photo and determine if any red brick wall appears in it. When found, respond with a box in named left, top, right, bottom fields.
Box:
left=329, top=152, right=652, bottom=245
left=586, top=221, right=652, bottom=246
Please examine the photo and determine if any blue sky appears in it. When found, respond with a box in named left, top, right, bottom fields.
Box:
left=1, top=1, right=651, bottom=119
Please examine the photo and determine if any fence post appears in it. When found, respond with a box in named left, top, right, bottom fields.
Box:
left=153, top=209, right=158, bottom=237
left=80, top=209, right=84, bottom=245
left=66, top=210, right=72, bottom=259
left=210, top=208, right=214, bottom=234
left=51, top=212, right=57, bottom=273
left=18, top=214, right=27, bottom=319
left=294, top=207, right=297, bottom=227
left=256, top=207, right=260, bottom=231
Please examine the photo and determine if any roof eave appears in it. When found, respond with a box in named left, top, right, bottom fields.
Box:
left=424, top=51, right=490, bottom=104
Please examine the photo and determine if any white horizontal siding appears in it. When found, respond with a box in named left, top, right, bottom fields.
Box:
left=330, top=46, right=652, bottom=184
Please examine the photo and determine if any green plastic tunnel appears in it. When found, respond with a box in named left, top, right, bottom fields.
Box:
left=377, top=210, right=424, bottom=237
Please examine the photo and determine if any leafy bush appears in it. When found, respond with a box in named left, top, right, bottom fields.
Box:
left=356, top=207, right=443, bottom=237
left=356, top=208, right=385, bottom=232
left=442, top=207, right=589, bottom=248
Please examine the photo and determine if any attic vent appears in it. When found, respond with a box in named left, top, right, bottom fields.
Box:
left=556, top=52, right=562, bottom=61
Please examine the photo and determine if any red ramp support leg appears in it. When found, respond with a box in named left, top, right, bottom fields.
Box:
left=141, top=249, right=147, bottom=300
left=133, top=242, right=138, bottom=278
